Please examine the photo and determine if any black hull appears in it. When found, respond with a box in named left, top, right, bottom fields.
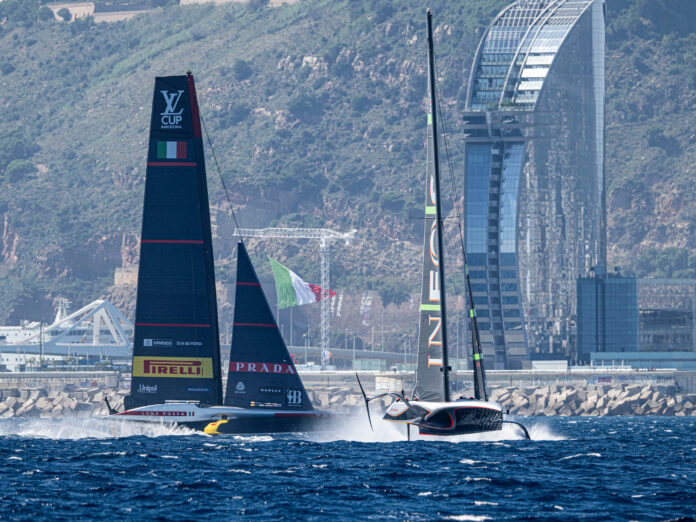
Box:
left=418, top=407, right=503, bottom=436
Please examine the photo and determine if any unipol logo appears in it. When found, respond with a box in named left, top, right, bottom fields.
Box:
left=287, top=389, right=302, bottom=406
left=160, top=90, right=184, bottom=129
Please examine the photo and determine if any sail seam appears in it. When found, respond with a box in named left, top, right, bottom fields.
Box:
left=135, top=323, right=210, bottom=327
left=146, top=162, right=197, bottom=167
left=141, top=239, right=204, bottom=244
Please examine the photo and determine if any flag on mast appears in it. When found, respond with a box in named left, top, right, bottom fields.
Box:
left=269, top=257, right=336, bottom=309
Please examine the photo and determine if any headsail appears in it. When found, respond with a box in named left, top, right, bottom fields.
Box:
left=414, top=11, right=451, bottom=402
left=224, top=242, right=313, bottom=411
left=465, top=263, right=488, bottom=401
left=127, top=74, right=223, bottom=409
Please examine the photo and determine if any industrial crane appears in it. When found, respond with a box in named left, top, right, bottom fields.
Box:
left=233, top=227, right=356, bottom=364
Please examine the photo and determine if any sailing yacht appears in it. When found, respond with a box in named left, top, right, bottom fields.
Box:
left=106, top=73, right=343, bottom=434
left=358, top=12, right=528, bottom=439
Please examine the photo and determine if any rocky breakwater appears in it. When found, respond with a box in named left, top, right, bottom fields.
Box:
left=0, top=388, right=126, bottom=419
left=491, top=383, right=696, bottom=416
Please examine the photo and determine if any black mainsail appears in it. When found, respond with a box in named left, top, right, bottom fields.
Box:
left=413, top=11, right=451, bottom=403
left=223, top=242, right=313, bottom=411
left=127, top=73, right=223, bottom=409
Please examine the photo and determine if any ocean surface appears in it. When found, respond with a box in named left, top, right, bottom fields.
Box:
left=0, top=416, right=693, bottom=520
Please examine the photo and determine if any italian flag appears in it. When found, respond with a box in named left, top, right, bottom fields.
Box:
left=269, top=257, right=336, bottom=309
left=157, top=141, right=187, bottom=160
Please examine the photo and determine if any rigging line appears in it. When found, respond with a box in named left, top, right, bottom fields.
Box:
left=199, top=111, right=245, bottom=243
left=432, top=57, right=470, bottom=329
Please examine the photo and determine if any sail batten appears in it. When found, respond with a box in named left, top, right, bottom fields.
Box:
left=127, top=74, right=223, bottom=409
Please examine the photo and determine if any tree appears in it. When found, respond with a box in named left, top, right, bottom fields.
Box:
left=57, top=8, right=72, bottom=22
left=231, top=58, right=252, bottom=81
left=38, top=6, right=55, bottom=21
left=350, top=94, right=373, bottom=114
left=4, top=160, right=36, bottom=182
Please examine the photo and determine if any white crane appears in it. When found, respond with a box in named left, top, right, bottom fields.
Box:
left=233, top=227, right=356, bottom=363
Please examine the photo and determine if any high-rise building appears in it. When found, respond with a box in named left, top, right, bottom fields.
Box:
left=462, top=0, right=606, bottom=369
left=577, top=272, right=639, bottom=363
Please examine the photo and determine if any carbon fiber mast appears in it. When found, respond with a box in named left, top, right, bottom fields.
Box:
left=427, top=9, right=451, bottom=403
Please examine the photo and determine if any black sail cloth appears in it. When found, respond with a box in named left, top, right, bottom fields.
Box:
left=127, top=74, right=223, bottom=409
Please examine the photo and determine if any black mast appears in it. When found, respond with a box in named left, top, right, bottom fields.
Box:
left=426, top=10, right=451, bottom=402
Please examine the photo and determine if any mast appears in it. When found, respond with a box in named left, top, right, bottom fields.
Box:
left=426, top=10, right=451, bottom=402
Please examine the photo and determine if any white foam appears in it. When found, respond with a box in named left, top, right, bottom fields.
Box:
left=560, top=452, right=602, bottom=460
left=0, top=417, right=202, bottom=440
left=445, top=515, right=492, bottom=521
left=310, top=412, right=567, bottom=442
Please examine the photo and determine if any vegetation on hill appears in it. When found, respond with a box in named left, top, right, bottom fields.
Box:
left=0, top=0, right=693, bottom=327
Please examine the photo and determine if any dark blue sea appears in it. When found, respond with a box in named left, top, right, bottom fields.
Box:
left=0, top=416, right=694, bottom=520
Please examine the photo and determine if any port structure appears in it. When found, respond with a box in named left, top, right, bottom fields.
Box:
left=233, top=227, right=357, bottom=364
left=1, top=299, right=134, bottom=360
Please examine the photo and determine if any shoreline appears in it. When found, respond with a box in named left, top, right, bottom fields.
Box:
left=1, top=381, right=695, bottom=419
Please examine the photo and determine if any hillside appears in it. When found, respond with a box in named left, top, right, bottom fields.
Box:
left=0, top=0, right=694, bottom=336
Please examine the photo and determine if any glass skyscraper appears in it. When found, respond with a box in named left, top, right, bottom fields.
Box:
left=463, top=0, right=606, bottom=369
left=577, top=274, right=639, bottom=363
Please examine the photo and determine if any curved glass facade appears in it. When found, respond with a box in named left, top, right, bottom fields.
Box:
left=463, top=0, right=606, bottom=369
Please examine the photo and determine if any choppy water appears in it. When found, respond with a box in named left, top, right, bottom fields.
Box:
left=0, top=416, right=693, bottom=520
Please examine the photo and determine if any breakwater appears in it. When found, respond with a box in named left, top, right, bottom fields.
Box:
left=1, top=383, right=696, bottom=419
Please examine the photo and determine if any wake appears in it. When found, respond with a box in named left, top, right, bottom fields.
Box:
left=311, top=413, right=566, bottom=443
left=0, top=417, right=203, bottom=440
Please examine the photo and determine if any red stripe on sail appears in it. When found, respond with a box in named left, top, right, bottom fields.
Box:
left=236, top=282, right=261, bottom=286
left=147, top=162, right=197, bottom=167
left=307, top=283, right=337, bottom=301
left=233, top=323, right=277, bottom=328
left=136, top=323, right=210, bottom=328
left=141, top=239, right=204, bottom=244
left=188, top=73, right=202, bottom=138
left=176, top=141, right=187, bottom=159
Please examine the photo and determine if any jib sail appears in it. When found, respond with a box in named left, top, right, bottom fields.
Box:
left=224, top=242, right=313, bottom=411
left=127, top=73, right=223, bottom=409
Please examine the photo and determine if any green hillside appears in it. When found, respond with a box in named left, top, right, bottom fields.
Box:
left=0, top=0, right=694, bottom=324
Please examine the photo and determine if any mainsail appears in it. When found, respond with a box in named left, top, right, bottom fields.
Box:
left=127, top=73, right=223, bottom=409
left=413, top=13, right=451, bottom=403
left=224, top=242, right=313, bottom=411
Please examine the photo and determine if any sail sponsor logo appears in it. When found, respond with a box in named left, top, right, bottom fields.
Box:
left=428, top=316, right=442, bottom=347
left=138, top=384, right=158, bottom=394
left=260, top=387, right=282, bottom=395
left=143, top=338, right=173, bottom=347
left=235, top=381, right=246, bottom=394
left=187, top=387, right=209, bottom=393
left=160, top=90, right=184, bottom=129
left=286, top=389, right=302, bottom=406
left=133, top=356, right=213, bottom=378
left=428, top=356, right=443, bottom=367
left=229, top=362, right=296, bottom=374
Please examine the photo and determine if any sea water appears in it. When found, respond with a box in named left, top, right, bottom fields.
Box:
left=0, top=416, right=693, bottom=520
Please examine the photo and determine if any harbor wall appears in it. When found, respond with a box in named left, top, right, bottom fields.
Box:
left=0, top=370, right=695, bottom=418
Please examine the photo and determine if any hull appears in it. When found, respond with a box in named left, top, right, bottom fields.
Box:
left=383, top=399, right=503, bottom=436
left=106, top=402, right=348, bottom=435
